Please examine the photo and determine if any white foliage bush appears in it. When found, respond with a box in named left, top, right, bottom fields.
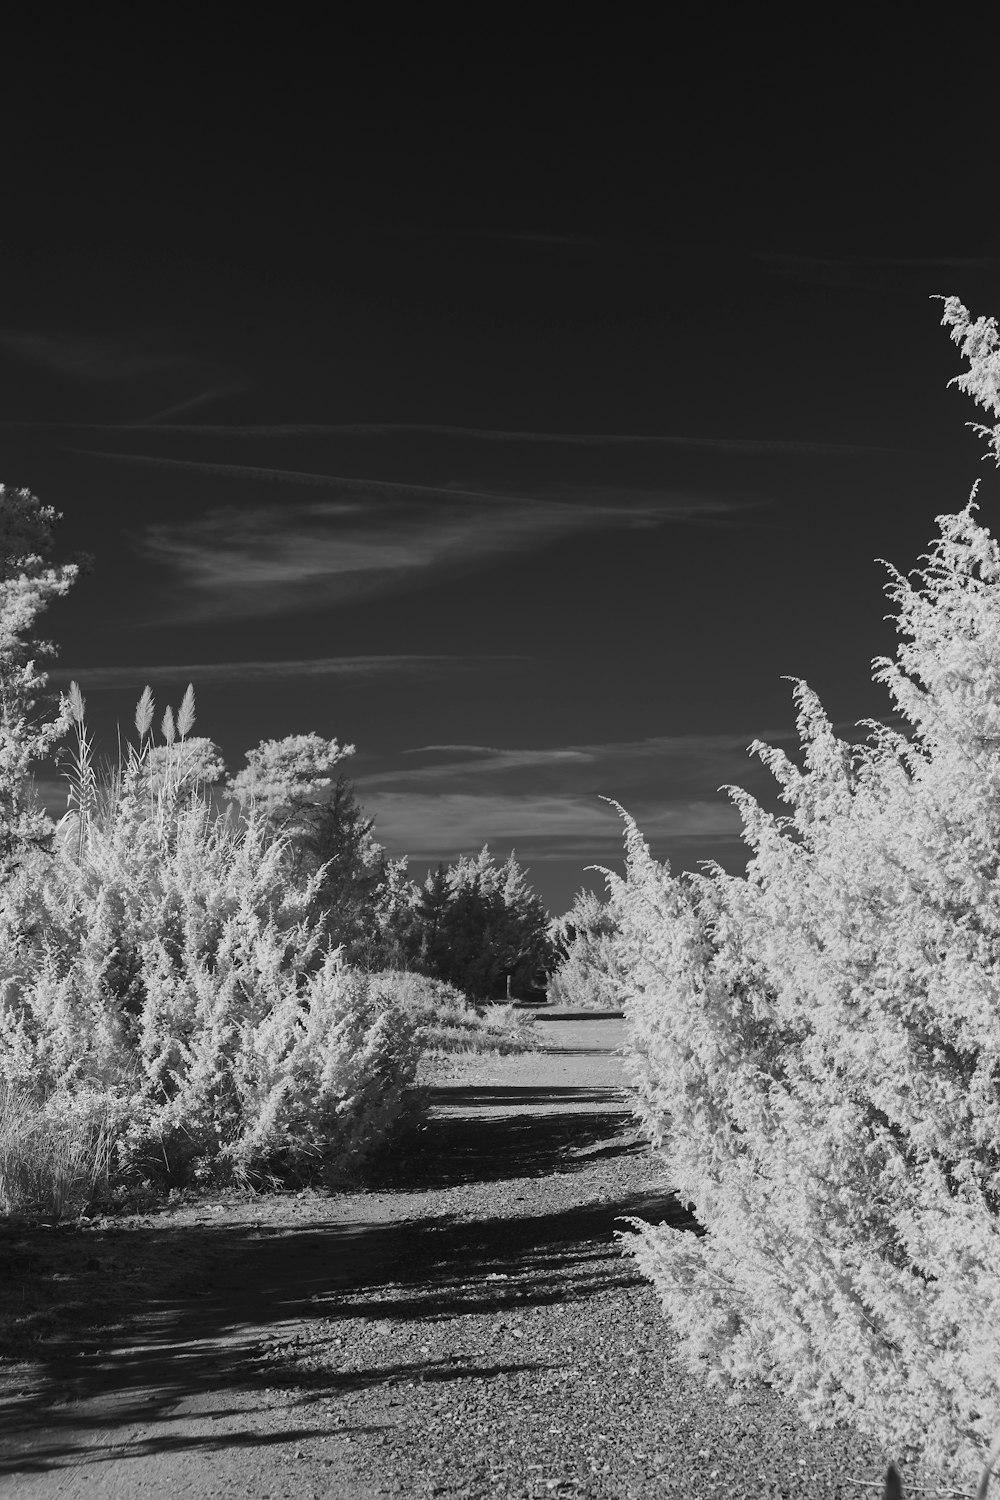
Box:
left=0, top=697, right=422, bottom=1195
left=613, top=302, right=1000, bottom=1485
left=548, top=889, right=628, bottom=1010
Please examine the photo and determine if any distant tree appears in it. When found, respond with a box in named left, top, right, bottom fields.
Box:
left=409, top=862, right=451, bottom=976
left=550, top=887, right=618, bottom=956
left=405, top=847, right=553, bottom=1002
left=439, top=869, right=497, bottom=1000
left=548, top=888, right=627, bottom=1010
left=491, top=849, right=554, bottom=995
left=351, top=855, right=418, bottom=972
left=296, top=774, right=388, bottom=956
left=0, top=485, right=82, bottom=876
left=225, top=733, right=390, bottom=959
left=225, top=732, right=356, bottom=842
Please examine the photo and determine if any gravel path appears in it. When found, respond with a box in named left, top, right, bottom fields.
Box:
left=0, top=1015, right=901, bottom=1498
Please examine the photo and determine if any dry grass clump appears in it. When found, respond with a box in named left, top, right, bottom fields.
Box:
left=0, top=1085, right=114, bottom=1221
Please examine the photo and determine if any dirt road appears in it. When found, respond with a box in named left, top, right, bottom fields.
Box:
left=0, top=1016, right=890, bottom=1498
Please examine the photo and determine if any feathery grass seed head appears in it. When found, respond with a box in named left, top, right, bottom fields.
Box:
left=66, top=681, right=86, bottom=727
left=176, top=684, right=196, bottom=740
left=134, top=686, right=154, bottom=739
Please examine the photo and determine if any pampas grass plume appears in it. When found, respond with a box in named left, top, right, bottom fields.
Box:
left=176, top=684, right=195, bottom=740
left=66, top=680, right=86, bottom=727
left=134, top=686, right=154, bottom=739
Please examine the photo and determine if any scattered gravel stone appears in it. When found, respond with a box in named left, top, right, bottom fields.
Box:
left=0, top=1021, right=934, bottom=1498
left=234, top=1024, right=901, bottom=1499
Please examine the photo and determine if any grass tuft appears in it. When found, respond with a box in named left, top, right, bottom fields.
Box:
left=0, top=1086, right=114, bottom=1222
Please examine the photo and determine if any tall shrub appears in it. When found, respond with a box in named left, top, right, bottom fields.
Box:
left=613, top=300, right=1000, bottom=1485
left=0, top=693, right=422, bottom=1194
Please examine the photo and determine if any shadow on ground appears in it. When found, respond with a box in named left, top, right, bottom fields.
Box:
left=370, top=1084, right=641, bottom=1190
left=537, top=1044, right=621, bottom=1056
left=0, top=1079, right=697, bottom=1476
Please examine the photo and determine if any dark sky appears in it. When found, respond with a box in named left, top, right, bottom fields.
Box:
left=3, top=29, right=999, bottom=915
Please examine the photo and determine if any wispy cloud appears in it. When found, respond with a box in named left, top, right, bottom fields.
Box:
left=139, top=382, right=249, bottom=425
left=360, top=725, right=875, bottom=870
left=357, top=733, right=778, bottom=868
left=70, top=448, right=625, bottom=497
left=122, top=483, right=746, bottom=622
left=364, top=790, right=740, bottom=863
left=23, top=422, right=906, bottom=455
left=50, top=655, right=508, bottom=689
left=0, top=330, right=187, bottom=382
left=360, top=731, right=798, bottom=792
left=401, top=743, right=593, bottom=767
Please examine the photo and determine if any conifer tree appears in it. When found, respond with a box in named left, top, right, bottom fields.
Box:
left=410, top=862, right=452, bottom=977
left=405, top=847, right=553, bottom=1001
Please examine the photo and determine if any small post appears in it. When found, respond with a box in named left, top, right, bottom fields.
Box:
left=506, top=973, right=512, bottom=1002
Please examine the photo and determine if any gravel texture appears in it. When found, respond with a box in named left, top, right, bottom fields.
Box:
left=0, top=1016, right=928, bottom=1498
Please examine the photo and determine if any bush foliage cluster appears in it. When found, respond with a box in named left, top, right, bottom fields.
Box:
left=1, top=694, right=424, bottom=1201
left=607, top=299, right=1000, bottom=1485
left=547, top=888, right=627, bottom=1010
left=0, top=490, right=549, bottom=1213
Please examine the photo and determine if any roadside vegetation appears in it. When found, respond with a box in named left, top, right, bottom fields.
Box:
left=604, top=298, right=1000, bottom=1489
left=0, top=489, right=547, bottom=1221
left=368, top=971, right=537, bottom=1057
left=13, top=298, right=1000, bottom=1492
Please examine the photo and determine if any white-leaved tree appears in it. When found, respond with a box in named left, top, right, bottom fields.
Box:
left=547, top=888, right=627, bottom=1010
left=0, top=486, right=81, bottom=879
left=609, top=298, right=1000, bottom=1487
left=224, top=732, right=390, bottom=960
left=225, top=731, right=357, bottom=835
